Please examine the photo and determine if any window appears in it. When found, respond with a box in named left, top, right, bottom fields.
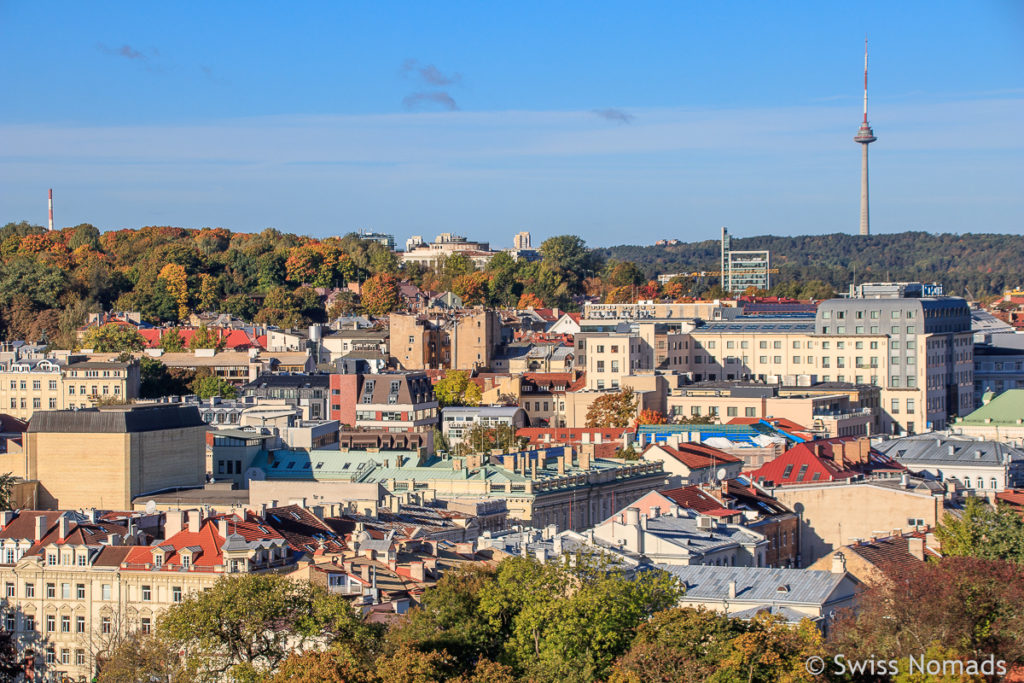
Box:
left=48, top=380, right=57, bottom=390
left=727, top=406, right=738, bottom=417
left=61, top=648, right=70, bottom=665
left=745, top=407, right=757, bottom=417
left=101, top=616, right=111, bottom=634
left=141, top=617, right=152, bottom=634
left=24, top=583, right=34, bottom=598
left=46, top=615, right=55, bottom=633
left=48, top=398, right=56, bottom=409
left=45, top=647, right=55, bottom=665
left=991, top=478, right=999, bottom=490
left=906, top=399, right=915, bottom=414
left=891, top=398, right=900, bottom=414
left=782, top=464, right=794, bottom=479
left=62, top=583, right=71, bottom=599
left=102, top=584, right=111, bottom=601
left=759, top=356, right=768, bottom=364
left=61, top=615, right=70, bottom=632
left=76, top=616, right=85, bottom=633
left=46, top=582, right=55, bottom=598
left=172, top=586, right=182, bottom=603
left=77, top=583, right=85, bottom=599
left=182, top=555, right=191, bottom=569
left=759, top=341, right=768, bottom=349
left=3, top=614, right=12, bottom=631
left=4, top=582, right=13, bottom=598
left=76, top=649, right=86, bottom=666
left=24, top=615, right=34, bottom=631
left=141, top=585, right=151, bottom=601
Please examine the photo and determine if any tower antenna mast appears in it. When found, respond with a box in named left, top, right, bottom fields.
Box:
left=854, top=38, right=877, bottom=236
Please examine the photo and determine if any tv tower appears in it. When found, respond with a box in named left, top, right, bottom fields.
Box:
left=853, top=39, right=877, bottom=236
left=48, top=189, right=54, bottom=231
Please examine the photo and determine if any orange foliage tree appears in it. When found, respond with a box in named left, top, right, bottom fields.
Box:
left=157, top=263, right=189, bottom=321
left=637, top=409, right=669, bottom=425
left=517, top=292, right=543, bottom=309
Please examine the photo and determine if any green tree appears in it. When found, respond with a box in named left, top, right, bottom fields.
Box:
left=190, top=374, right=239, bottom=400
left=455, top=423, right=527, bottom=456
left=935, top=496, right=1024, bottom=563
left=539, top=235, right=602, bottom=296
left=433, top=371, right=482, bottom=407
left=97, top=631, right=186, bottom=683
left=187, top=324, right=226, bottom=351
left=157, top=574, right=382, bottom=681
left=715, top=612, right=823, bottom=683
left=139, top=356, right=193, bottom=398
left=585, top=388, right=639, bottom=428
left=160, top=328, right=186, bottom=352
left=0, top=473, right=15, bottom=511
left=81, top=323, right=146, bottom=353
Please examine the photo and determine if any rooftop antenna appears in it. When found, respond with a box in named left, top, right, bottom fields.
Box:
left=48, top=189, right=54, bottom=231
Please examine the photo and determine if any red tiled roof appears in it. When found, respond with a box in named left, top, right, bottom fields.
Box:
left=846, top=534, right=941, bottom=579
left=264, top=505, right=346, bottom=555
left=644, top=443, right=742, bottom=470
left=659, top=486, right=735, bottom=516
left=122, top=513, right=286, bottom=572
left=996, top=489, right=1024, bottom=517
left=140, top=327, right=261, bottom=350
left=746, top=437, right=905, bottom=486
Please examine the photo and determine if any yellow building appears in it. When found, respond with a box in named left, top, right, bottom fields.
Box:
left=0, top=357, right=140, bottom=420
left=0, top=509, right=291, bottom=681
left=23, top=405, right=208, bottom=510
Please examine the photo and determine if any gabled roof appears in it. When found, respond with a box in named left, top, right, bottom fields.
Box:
left=876, top=436, right=1024, bottom=467
left=643, top=443, right=742, bottom=470
left=657, top=565, right=855, bottom=606
left=844, top=535, right=940, bottom=578
left=748, top=437, right=904, bottom=486
left=264, top=504, right=346, bottom=555
left=121, top=513, right=287, bottom=571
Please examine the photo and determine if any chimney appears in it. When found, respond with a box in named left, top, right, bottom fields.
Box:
left=164, top=510, right=185, bottom=538
left=650, top=506, right=661, bottom=519
left=106, top=533, right=122, bottom=545
left=409, top=561, right=425, bottom=582
left=0, top=511, right=14, bottom=529
left=534, top=548, right=546, bottom=563
left=907, top=537, right=925, bottom=561
left=557, top=456, right=566, bottom=475
left=452, top=458, right=462, bottom=471
left=727, top=580, right=737, bottom=599
left=503, top=454, right=516, bottom=471
left=34, top=515, right=47, bottom=541
left=831, top=552, right=847, bottom=574
left=625, top=508, right=641, bottom=526
left=218, top=518, right=229, bottom=538
left=57, top=516, right=73, bottom=540
left=669, top=504, right=682, bottom=517
left=900, top=473, right=910, bottom=488
left=579, top=444, right=593, bottom=470
left=187, top=510, right=202, bottom=533
left=86, top=509, right=98, bottom=524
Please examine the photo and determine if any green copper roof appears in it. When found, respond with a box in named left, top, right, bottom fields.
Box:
left=959, top=389, right=1024, bottom=425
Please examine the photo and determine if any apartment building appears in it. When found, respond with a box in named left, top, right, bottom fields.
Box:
left=441, top=406, right=528, bottom=446
left=242, top=374, right=331, bottom=420
left=684, top=290, right=973, bottom=435
left=0, top=357, right=140, bottom=420
left=389, top=309, right=501, bottom=371
left=0, top=509, right=291, bottom=681
left=329, top=372, right=439, bottom=434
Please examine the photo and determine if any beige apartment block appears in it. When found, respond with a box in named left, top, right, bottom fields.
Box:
left=769, top=481, right=944, bottom=565
left=0, top=358, right=140, bottom=421
left=24, top=405, right=207, bottom=510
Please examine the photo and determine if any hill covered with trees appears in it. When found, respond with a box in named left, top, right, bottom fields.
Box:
left=602, top=232, right=1024, bottom=298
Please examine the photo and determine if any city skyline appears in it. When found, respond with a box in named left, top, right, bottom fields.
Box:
left=1, top=1, right=1022, bottom=245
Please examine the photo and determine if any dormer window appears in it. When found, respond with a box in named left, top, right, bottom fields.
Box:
left=181, top=555, right=191, bottom=569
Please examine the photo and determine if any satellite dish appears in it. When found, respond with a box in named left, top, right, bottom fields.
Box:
left=145, top=500, right=157, bottom=514
left=716, top=468, right=728, bottom=481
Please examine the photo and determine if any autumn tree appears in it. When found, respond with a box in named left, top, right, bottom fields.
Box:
left=828, top=557, right=1024, bottom=667
left=157, top=262, right=190, bottom=320
left=197, top=273, right=219, bottom=312
left=81, top=323, right=146, bottom=353
left=455, top=423, right=527, bottom=456
left=326, top=290, right=359, bottom=319
left=433, top=371, right=483, bottom=407
left=605, top=286, right=635, bottom=304
left=637, top=409, right=668, bottom=425
left=608, top=607, right=747, bottom=683
left=452, top=271, right=491, bottom=306
left=360, top=273, right=402, bottom=316
left=586, top=388, right=639, bottom=428
left=716, top=612, right=824, bottom=683
left=517, top=292, right=543, bottom=309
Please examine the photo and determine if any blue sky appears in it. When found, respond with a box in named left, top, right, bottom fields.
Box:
left=1, top=1, right=1022, bottom=247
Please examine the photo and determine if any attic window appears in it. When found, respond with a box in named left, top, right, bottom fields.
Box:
left=776, top=585, right=789, bottom=593
left=782, top=464, right=794, bottom=479
left=316, top=462, right=324, bottom=469
left=796, top=465, right=808, bottom=482
left=286, top=462, right=295, bottom=469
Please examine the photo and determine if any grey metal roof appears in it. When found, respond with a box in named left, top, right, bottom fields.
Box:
left=642, top=516, right=764, bottom=555
left=28, top=405, right=207, bottom=433
left=657, top=564, right=851, bottom=606
left=692, top=320, right=816, bottom=334
left=876, top=436, right=1024, bottom=467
